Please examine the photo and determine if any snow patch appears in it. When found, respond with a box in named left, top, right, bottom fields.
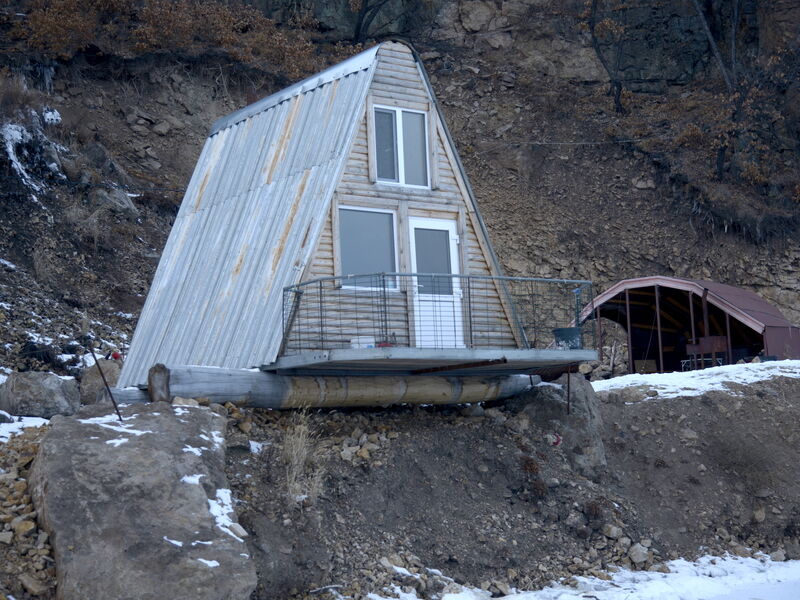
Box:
left=592, top=360, right=800, bottom=400
left=77, top=413, right=152, bottom=436
left=249, top=440, right=268, bottom=454
left=1, top=416, right=48, bottom=444
left=369, top=555, right=800, bottom=600
left=182, top=445, right=205, bottom=456
left=42, top=108, right=61, bottom=125
left=1, top=123, right=41, bottom=192
left=536, top=382, right=563, bottom=390
left=163, top=536, right=183, bottom=547
left=210, top=430, right=225, bottom=449
left=207, top=488, right=243, bottom=542
left=0, top=259, right=17, bottom=271
left=196, top=558, right=219, bottom=568
left=181, top=474, right=205, bottom=485
left=105, top=438, right=129, bottom=447
left=26, top=331, right=54, bottom=345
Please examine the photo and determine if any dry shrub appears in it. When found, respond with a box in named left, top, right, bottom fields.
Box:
left=675, top=123, right=704, bottom=148
left=530, top=478, right=548, bottom=499
left=282, top=408, right=325, bottom=507
left=740, top=161, right=769, bottom=186
left=520, top=455, right=540, bottom=475
left=15, top=0, right=318, bottom=79
left=64, top=204, right=111, bottom=254
left=0, top=70, right=36, bottom=120
left=31, top=246, right=58, bottom=287
left=584, top=497, right=605, bottom=519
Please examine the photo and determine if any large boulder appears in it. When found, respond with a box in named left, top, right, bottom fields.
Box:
left=515, top=373, right=607, bottom=480
left=80, top=358, right=121, bottom=405
left=0, top=371, right=80, bottom=418
left=29, top=403, right=257, bottom=600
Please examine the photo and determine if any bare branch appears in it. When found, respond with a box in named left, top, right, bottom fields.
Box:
left=689, top=0, right=733, bottom=93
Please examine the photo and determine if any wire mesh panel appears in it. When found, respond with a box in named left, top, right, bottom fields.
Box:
left=281, top=274, right=594, bottom=355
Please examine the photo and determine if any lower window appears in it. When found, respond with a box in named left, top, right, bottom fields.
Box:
left=338, top=207, right=397, bottom=288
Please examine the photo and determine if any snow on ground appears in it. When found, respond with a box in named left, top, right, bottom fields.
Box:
left=0, top=412, right=48, bottom=443
left=591, top=360, right=800, bottom=399
left=208, top=488, right=244, bottom=542
left=0, top=258, right=17, bottom=271
left=369, top=555, right=800, bottom=600
left=479, top=555, right=800, bottom=600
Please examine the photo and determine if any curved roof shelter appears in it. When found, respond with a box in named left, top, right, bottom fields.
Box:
left=580, top=276, right=800, bottom=373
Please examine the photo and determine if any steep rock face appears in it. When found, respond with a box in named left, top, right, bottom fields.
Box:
left=433, top=0, right=606, bottom=81
left=759, top=0, right=800, bottom=55
left=431, top=0, right=713, bottom=89
left=30, top=403, right=257, bottom=600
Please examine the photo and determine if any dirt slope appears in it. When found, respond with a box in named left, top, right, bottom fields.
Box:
left=223, top=372, right=800, bottom=599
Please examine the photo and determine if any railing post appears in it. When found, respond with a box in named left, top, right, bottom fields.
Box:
left=381, top=273, right=389, bottom=344
left=467, top=277, right=474, bottom=348
left=318, top=280, right=324, bottom=349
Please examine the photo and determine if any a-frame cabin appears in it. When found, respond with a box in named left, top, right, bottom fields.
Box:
left=117, top=41, right=595, bottom=403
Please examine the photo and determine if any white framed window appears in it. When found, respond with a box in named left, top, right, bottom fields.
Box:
left=374, top=105, right=429, bottom=187
left=338, top=206, right=398, bottom=288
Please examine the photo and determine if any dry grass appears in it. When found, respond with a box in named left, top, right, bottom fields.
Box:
left=0, top=71, right=37, bottom=121
left=63, top=204, right=112, bottom=254
left=282, top=408, right=325, bottom=507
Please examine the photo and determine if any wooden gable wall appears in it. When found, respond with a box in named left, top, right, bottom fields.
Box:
left=297, top=42, right=517, bottom=351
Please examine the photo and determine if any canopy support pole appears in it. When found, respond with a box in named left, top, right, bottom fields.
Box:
left=655, top=285, right=664, bottom=372
left=625, top=290, right=634, bottom=374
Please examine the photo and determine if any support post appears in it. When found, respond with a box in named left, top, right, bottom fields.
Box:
left=655, top=285, right=664, bottom=372
left=595, top=303, right=603, bottom=362
left=725, top=312, right=732, bottom=365
left=702, top=289, right=711, bottom=367
left=689, top=291, right=696, bottom=370
left=147, top=363, right=171, bottom=403
left=566, top=365, right=572, bottom=416
left=625, top=290, right=634, bottom=374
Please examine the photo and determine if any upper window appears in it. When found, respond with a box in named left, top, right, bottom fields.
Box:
left=374, top=106, right=428, bottom=187
left=339, top=207, right=397, bottom=287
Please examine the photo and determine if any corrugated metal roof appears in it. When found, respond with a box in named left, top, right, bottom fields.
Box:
left=118, top=46, right=379, bottom=388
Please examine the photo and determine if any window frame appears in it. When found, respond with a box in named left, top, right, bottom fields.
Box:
left=337, top=205, right=399, bottom=290
left=372, top=104, right=430, bottom=189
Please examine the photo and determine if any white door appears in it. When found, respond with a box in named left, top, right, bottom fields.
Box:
left=409, top=217, right=464, bottom=348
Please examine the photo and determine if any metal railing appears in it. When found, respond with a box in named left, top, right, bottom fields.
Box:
left=281, top=273, right=594, bottom=355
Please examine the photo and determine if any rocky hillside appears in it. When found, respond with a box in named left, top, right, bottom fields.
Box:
left=0, top=0, right=798, bottom=373
left=4, top=364, right=799, bottom=599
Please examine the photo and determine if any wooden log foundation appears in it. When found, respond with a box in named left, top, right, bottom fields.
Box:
left=112, top=366, right=537, bottom=409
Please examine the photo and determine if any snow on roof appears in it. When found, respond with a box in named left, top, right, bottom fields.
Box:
left=591, top=360, right=800, bottom=399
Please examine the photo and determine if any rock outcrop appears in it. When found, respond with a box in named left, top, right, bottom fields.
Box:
left=515, top=374, right=607, bottom=480
left=79, top=358, right=121, bottom=405
left=0, top=372, right=79, bottom=418
left=29, top=403, right=257, bottom=600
